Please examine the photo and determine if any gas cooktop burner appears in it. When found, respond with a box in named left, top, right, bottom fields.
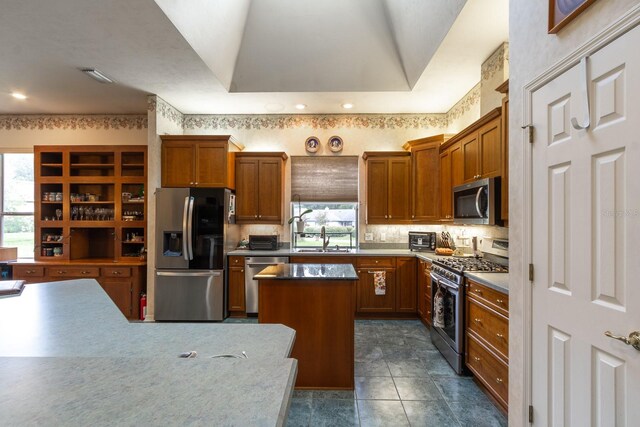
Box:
left=434, top=257, right=508, bottom=273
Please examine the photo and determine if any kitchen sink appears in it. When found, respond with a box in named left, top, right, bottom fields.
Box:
left=294, top=248, right=353, bottom=253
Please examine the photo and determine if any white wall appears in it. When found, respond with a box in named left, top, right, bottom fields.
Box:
left=509, top=0, right=639, bottom=424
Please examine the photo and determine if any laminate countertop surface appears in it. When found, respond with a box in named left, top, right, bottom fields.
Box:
left=254, top=263, right=359, bottom=281
left=0, top=280, right=297, bottom=427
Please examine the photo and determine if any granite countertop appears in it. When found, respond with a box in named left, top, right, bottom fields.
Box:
left=464, top=272, right=509, bottom=294
left=0, top=280, right=296, bottom=358
left=0, top=280, right=297, bottom=426
left=254, top=263, right=359, bottom=281
left=0, top=357, right=297, bottom=427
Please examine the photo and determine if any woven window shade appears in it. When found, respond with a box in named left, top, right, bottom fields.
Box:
left=291, top=156, right=359, bottom=202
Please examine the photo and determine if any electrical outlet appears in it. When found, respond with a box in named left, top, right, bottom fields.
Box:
left=365, top=233, right=373, bottom=241
left=380, top=233, right=386, bottom=242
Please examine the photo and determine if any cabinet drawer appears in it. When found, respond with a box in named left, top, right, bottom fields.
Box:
left=13, top=266, right=45, bottom=278
left=467, top=298, right=508, bottom=360
left=228, top=256, right=245, bottom=266
left=48, top=267, right=100, bottom=278
left=466, top=332, right=508, bottom=407
left=467, top=279, right=508, bottom=317
left=356, top=257, right=395, bottom=268
left=101, top=267, right=132, bottom=278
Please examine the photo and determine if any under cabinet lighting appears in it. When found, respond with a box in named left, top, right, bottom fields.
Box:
left=81, top=68, right=114, bottom=84
left=11, top=92, right=27, bottom=100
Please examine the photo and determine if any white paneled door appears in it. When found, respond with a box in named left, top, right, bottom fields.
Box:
left=531, top=25, right=640, bottom=426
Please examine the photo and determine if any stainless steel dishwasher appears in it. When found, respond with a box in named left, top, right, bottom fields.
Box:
left=245, top=256, right=289, bottom=314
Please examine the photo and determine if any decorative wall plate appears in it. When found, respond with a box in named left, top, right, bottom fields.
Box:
left=305, top=136, right=320, bottom=153
left=328, top=135, right=343, bottom=153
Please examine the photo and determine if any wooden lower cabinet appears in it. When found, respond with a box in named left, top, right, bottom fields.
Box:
left=13, top=263, right=146, bottom=319
left=465, top=279, right=509, bottom=412
left=356, top=268, right=396, bottom=313
left=228, top=264, right=246, bottom=316
left=417, top=258, right=432, bottom=326
left=395, top=257, right=416, bottom=313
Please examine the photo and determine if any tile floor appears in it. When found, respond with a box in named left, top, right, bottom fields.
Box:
left=224, top=318, right=507, bottom=426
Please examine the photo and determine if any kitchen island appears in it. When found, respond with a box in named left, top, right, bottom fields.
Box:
left=256, top=263, right=359, bottom=389
left=0, top=280, right=297, bottom=426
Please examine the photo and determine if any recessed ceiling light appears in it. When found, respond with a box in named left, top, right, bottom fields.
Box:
left=11, top=92, right=27, bottom=100
left=295, top=104, right=307, bottom=110
left=342, top=103, right=354, bottom=109
left=81, top=68, right=114, bottom=84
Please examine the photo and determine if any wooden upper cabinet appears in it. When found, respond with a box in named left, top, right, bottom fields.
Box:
left=363, top=152, right=411, bottom=224
left=404, top=135, right=447, bottom=223
left=235, top=153, right=287, bottom=224
left=387, top=157, right=411, bottom=222
left=161, top=135, right=240, bottom=188
left=496, top=79, right=509, bottom=223
left=365, top=159, right=388, bottom=223
left=162, top=142, right=194, bottom=187
left=478, top=118, right=502, bottom=179
left=439, top=147, right=453, bottom=221
left=461, top=133, right=479, bottom=182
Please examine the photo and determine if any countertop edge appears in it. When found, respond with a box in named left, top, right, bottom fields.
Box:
left=464, top=272, right=509, bottom=294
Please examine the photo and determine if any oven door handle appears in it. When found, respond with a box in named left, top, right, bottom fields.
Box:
left=430, top=273, right=459, bottom=291
left=475, top=187, right=484, bottom=218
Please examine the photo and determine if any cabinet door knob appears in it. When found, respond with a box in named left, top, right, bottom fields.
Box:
left=474, top=356, right=481, bottom=362
left=240, top=269, right=244, bottom=273
left=255, top=215, right=258, bottom=218
left=190, top=182, right=194, bottom=185
left=474, top=318, right=482, bottom=325
left=496, top=333, right=504, bottom=339
left=113, top=271, right=121, bottom=275
left=81, top=271, right=90, bottom=274
left=496, top=377, right=504, bottom=384
left=57, top=270, right=66, bottom=274
left=194, top=182, right=198, bottom=185
left=357, top=270, right=361, bottom=274
left=496, top=298, right=504, bottom=304
left=474, top=289, right=483, bottom=295
left=258, top=215, right=261, bottom=218
left=389, top=215, right=392, bottom=219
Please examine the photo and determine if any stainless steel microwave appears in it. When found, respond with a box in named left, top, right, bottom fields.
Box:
left=453, top=177, right=500, bottom=225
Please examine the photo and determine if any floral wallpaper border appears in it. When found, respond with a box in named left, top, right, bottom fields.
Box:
left=481, top=42, right=509, bottom=83
left=446, top=83, right=481, bottom=122
left=147, top=96, right=184, bottom=128
left=0, top=115, right=147, bottom=131
left=182, top=113, right=449, bottom=130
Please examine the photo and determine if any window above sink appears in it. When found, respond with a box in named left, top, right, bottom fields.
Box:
left=290, top=202, right=358, bottom=252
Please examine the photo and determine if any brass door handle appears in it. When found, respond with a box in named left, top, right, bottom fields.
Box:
left=605, top=331, right=640, bottom=350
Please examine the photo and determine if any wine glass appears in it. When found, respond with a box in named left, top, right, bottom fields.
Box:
left=55, top=209, right=62, bottom=221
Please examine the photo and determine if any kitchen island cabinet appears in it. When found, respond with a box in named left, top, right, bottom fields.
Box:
left=257, top=263, right=358, bottom=389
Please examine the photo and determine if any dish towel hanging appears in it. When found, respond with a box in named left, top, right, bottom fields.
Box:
left=373, top=271, right=386, bottom=295
left=433, top=283, right=445, bottom=328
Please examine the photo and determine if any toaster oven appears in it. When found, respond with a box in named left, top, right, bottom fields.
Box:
left=408, top=231, right=437, bottom=252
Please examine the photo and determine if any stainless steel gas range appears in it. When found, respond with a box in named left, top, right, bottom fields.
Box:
left=430, top=238, right=508, bottom=374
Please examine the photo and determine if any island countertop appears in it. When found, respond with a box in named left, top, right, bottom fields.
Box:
left=254, top=263, right=359, bottom=281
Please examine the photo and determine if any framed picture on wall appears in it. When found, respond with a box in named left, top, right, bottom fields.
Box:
left=549, top=0, right=598, bottom=33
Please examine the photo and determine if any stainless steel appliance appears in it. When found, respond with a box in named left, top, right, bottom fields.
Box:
left=248, top=235, right=280, bottom=251
left=245, top=256, right=289, bottom=314
left=430, top=238, right=508, bottom=374
left=453, top=177, right=500, bottom=225
left=409, top=231, right=437, bottom=252
left=155, top=188, right=239, bottom=321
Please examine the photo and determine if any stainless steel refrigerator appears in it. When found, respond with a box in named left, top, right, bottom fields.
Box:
left=155, top=188, right=239, bottom=321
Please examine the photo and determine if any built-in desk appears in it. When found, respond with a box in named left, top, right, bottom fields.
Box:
left=256, top=263, right=359, bottom=390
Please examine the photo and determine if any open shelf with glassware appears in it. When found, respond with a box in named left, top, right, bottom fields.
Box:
left=33, top=145, right=147, bottom=262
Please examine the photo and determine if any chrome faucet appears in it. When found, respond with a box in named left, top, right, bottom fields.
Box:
left=321, top=226, right=331, bottom=251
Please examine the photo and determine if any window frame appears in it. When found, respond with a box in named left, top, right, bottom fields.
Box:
left=0, top=150, right=35, bottom=259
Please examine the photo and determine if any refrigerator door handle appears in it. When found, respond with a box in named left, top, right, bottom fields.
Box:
left=182, top=196, right=190, bottom=261
left=156, top=271, right=222, bottom=277
left=187, top=196, right=195, bottom=260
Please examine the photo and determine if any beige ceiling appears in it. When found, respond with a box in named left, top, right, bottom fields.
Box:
left=0, top=0, right=508, bottom=115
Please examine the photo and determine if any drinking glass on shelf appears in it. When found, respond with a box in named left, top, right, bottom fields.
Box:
left=79, top=206, right=84, bottom=220
left=55, top=209, right=62, bottom=221
left=71, top=206, right=78, bottom=220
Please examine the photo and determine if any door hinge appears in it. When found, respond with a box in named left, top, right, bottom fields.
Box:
left=529, top=264, right=534, bottom=281
left=529, top=405, right=534, bottom=423
left=522, top=124, right=534, bottom=143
